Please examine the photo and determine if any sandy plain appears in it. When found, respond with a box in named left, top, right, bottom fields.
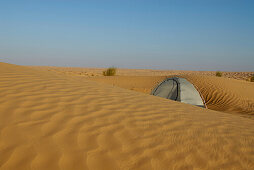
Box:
left=0, top=62, right=254, bottom=170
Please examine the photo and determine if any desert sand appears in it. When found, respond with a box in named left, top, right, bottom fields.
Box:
left=1, top=62, right=254, bottom=170
left=87, top=75, right=254, bottom=116
left=30, top=66, right=254, bottom=115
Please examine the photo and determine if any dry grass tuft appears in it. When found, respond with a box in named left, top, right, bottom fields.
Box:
left=250, top=75, right=254, bottom=82
left=103, top=67, right=117, bottom=76
left=216, top=71, right=222, bottom=77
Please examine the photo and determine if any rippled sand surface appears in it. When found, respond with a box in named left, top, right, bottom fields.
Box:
left=1, top=63, right=254, bottom=170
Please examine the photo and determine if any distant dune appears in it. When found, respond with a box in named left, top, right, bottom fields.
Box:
left=29, top=65, right=254, bottom=81
left=1, top=62, right=254, bottom=170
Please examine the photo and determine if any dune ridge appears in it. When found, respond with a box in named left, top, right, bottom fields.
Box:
left=1, top=62, right=254, bottom=170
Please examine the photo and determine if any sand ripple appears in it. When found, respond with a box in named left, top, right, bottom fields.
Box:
left=185, top=75, right=254, bottom=115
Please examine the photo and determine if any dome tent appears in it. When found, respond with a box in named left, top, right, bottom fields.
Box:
left=151, top=77, right=206, bottom=108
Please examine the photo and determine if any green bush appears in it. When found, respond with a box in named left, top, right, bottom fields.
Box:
left=103, top=67, right=117, bottom=76
left=216, top=71, right=222, bottom=77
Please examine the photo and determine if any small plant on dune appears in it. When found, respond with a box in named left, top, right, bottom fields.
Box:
left=250, top=75, right=254, bottom=82
left=103, top=67, right=117, bottom=76
left=216, top=71, right=222, bottom=77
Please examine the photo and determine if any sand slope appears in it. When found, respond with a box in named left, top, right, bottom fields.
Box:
left=184, top=75, right=254, bottom=115
left=1, top=62, right=254, bottom=170
left=88, top=75, right=254, bottom=116
left=87, top=76, right=166, bottom=94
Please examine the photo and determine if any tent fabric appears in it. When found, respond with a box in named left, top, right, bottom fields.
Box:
left=151, top=77, right=206, bottom=108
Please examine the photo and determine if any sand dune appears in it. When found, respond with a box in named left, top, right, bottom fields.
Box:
left=87, top=75, right=254, bottom=116
left=1, top=62, right=254, bottom=169
left=184, top=75, right=254, bottom=116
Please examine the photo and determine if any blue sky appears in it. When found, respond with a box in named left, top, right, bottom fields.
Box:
left=1, top=0, right=254, bottom=71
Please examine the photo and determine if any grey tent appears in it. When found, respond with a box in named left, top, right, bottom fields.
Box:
left=151, top=77, right=206, bottom=108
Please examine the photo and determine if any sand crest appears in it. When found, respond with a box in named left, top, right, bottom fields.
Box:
left=1, top=62, right=254, bottom=170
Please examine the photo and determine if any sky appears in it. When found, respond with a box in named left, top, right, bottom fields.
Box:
left=1, top=0, right=254, bottom=71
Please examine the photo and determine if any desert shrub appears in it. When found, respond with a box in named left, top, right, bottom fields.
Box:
left=216, top=71, right=222, bottom=77
left=103, top=67, right=117, bottom=76
left=250, top=75, right=254, bottom=82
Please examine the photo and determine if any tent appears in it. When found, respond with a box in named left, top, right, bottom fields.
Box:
left=151, top=77, right=206, bottom=108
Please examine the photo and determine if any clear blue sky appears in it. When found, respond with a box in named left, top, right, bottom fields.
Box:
left=1, top=0, right=254, bottom=71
